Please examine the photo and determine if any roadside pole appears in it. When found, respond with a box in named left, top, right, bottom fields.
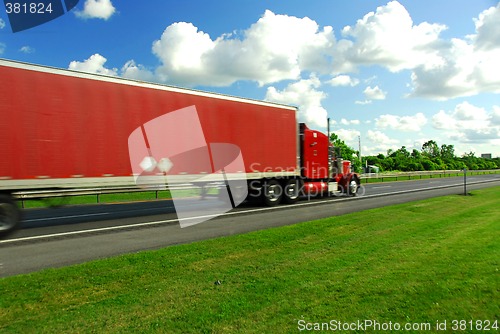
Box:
left=463, top=168, right=467, bottom=196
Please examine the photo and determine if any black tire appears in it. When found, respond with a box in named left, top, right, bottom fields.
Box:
left=262, top=179, right=283, bottom=206
left=0, top=194, right=21, bottom=237
left=282, top=178, right=301, bottom=204
left=346, top=176, right=360, bottom=196
left=246, top=180, right=263, bottom=204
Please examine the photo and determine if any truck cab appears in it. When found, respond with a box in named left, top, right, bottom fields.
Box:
left=300, top=123, right=360, bottom=196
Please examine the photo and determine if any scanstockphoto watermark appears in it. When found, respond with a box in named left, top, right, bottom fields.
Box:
left=2, top=0, right=80, bottom=32
left=297, top=319, right=433, bottom=332
left=249, top=162, right=354, bottom=181
left=248, top=162, right=366, bottom=199
left=297, top=319, right=499, bottom=332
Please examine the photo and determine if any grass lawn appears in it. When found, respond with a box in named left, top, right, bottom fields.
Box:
left=2, top=187, right=499, bottom=333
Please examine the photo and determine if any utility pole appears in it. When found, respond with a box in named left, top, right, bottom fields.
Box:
left=358, top=135, right=362, bottom=172
left=463, top=168, right=467, bottom=196
left=327, top=117, right=330, bottom=142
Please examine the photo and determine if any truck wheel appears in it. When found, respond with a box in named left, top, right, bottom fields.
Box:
left=283, top=178, right=301, bottom=204
left=0, top=194, right=21, bottom=237
left=262, top=180, right=283, bottom=206
left=347, top=177, right=360, bottom=196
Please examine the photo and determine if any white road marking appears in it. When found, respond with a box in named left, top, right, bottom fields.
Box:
left=23, top=212, right=110, bottom=222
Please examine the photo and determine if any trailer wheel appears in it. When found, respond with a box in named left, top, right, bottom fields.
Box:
left=347, top=177, right=360, bottom=196
left=283, top=178, right=301, bottom=204
left=0, top=194, right=21, bottom=237
left=262, top=180, right=283, bottom=206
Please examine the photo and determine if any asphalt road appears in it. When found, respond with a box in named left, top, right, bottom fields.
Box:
left=1, top=174, right=499, bottom=277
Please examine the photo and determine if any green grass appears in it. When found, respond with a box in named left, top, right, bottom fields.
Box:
left=2, top=187, right=499, bottom=333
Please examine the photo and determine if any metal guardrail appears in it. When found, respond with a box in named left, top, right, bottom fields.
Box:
left=360, top=169, right=500, bottom=183
left=14, top=186, right=173, bottom=199
left=12, top=183, right=211, bottom=207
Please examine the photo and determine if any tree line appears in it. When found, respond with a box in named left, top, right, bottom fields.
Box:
left=330, top=135, right=500, bottom=172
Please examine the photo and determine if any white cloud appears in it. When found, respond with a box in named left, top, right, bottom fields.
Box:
left=335, top=128, right=361, bottom=143
left=340, top=118, right=360, bottom=125
left=328, top=75, right=359, bottom=87
left=364, top=130, right=400, bottom=155
left=121, top=60, right=155, bottom=82
left=152, top=22, right=215, bottom=85
left=67, top=2, right=500, bottom=104
left=68, top=54, right=159, bottom=83
left=265, top=74, right=327, bottom=129
left=409, top=2, right=500, bottom=100
left=68, top=54, right=118, bottom=76
left=330, top=1, right=500, bottom=100
left=144, top=2, right=463, bottom=92
left=75, top=0, right=116, bottom=20
left=354, top=85, right=385, bottom=106
left=432, top=101, right=500, bottom=143
left=376, top=112, right=427, bottom=132
left=0, top=18, right=5, bottom=29
left=490, top=106, right=500, bottom=126
left=152, top=10, right=335, bottom=87
left=367, top=130, right=398, bottom=144
left=19, top=46, right=34, bottom=54
left=364, top=86, right=386, bottom=100
left=473, top=4, right=500, bottom=52
left=337, top=1, right=446, bottom=73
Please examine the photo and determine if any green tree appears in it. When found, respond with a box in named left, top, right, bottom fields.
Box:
left=363, top=141, right=498, bottom=172
left=461, top=151, right=479, bottom=170
left=421, top=159, right=438, bottom=171
left=440, top=144, right=455, bottom=160
left=386, top=146, right=413, bottom=171
left=407, top=161, right=424, bottom=171
left=411, top=149, right=422, bottom=159
left=493, top=158, right=500, bottom=168
left=330, top=133, right=361, bottom=173
left=422, top=140, right=440, bottom=159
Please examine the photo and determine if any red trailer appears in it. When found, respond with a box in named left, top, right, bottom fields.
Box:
left=0, top=59, right=360, bottom=235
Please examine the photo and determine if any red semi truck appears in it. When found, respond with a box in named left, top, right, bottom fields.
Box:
left=0, top=58, right=360, bottom=235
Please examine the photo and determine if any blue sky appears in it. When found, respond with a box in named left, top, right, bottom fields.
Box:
left=1, top=0, right=499, bottom=158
